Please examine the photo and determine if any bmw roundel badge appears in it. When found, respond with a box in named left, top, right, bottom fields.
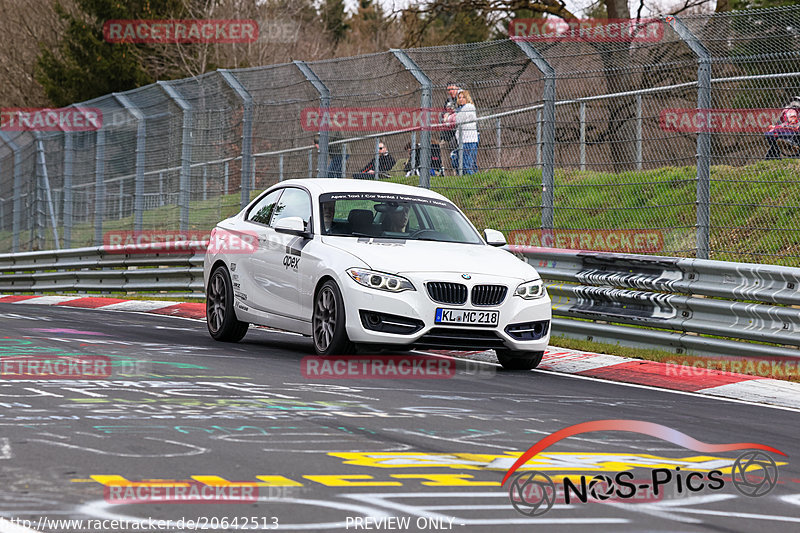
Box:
left=461, top=273, right=471, bottom=280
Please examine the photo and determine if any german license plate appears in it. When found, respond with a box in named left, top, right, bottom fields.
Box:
left=435, top=308, right=499, bottom=326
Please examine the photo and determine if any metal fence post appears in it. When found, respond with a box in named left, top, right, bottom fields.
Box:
left=279, top=154, right=284, bottom=182
left=113, top=93, right=146, bottom=232
left=579, top=102, right=586, bottom=171
left=218, top=70, right=253, bottom=208
left=374, top=138, right=380, bottom=179
left=668, top=15, right=711, bottom=260
left=203, top=166, right=208, bottom=201
left=158, top=81, right=192, bottom=231
left=94, top=129, right=106, bottom=245
left=410, top=131, right=417, bottom=171
left=158, top=171, right=164, bottom=206
left=62, top=133, right=73, bottom=247
left=458, top=127, right=464, bottom=176
left=224, top=161, right=229, bottom=194
left=36, top=133, right=61, bottom=250
left=391, top=50, right=432, bottom=187
left=495, top=117, right=502, bottom=168
left=294, top=61, right=330, bottom=178
left=340, top=143, right=347, bottom=178
left=535, top=109, right=542, bottom=166
left=635, top=93, right=643, bottom=170
left=516, top=40, right=556, bottom=231
left=0, top=132, right=22, bottom=251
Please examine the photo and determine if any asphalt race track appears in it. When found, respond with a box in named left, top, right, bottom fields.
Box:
left=1, top=303, right=799, bottom=532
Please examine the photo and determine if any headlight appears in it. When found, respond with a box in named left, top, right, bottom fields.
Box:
left=347, top=268, right=415, bottom=292
left=515, top=279, right=545, bottom=299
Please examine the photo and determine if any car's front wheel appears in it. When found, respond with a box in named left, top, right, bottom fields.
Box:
left=206, top=265, right=249, bottom=342
left=313, top=280, right=354, bottom=355
left=496, top=349, right=543, bottom=371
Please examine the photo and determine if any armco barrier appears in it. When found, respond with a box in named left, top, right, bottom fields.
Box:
left=0, top=242, right=205, bottom=296
left=511, top=246, right=800, bottom=359
left=1, top=242, right=798, bottom=359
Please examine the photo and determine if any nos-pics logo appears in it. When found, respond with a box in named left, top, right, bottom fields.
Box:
left=503, top=420, right=784, bottom=517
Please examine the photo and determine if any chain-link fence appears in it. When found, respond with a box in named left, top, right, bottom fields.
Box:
left=1, top=6, right=799, bottom=264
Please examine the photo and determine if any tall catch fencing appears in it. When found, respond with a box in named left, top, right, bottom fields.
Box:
left=1, top=6, right=799, bottom=265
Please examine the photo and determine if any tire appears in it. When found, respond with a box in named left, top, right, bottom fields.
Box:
left=206, top=265, right=249, bottom=342
left=312, top=280, right=355, bottom=355
left=496, top=349, right=543, bottom=371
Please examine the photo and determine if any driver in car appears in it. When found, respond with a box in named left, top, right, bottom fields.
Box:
left=383, top=204, right=410, bottom=232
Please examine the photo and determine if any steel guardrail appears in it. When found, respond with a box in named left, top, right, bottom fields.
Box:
left=509, top=246, right=800, bottom=359
left=0, top=242, right=206, bottom=295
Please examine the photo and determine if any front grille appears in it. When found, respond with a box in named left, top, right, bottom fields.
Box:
left=471, top=285, right=507, bottom=306
left=415, top=327, right=506, bottom=350
left=426, top=282, right=467, bottom=305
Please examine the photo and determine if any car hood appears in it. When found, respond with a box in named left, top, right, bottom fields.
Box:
left=322, top=237, right=538, bottom=279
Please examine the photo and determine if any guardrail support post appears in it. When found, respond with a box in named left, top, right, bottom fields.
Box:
left=391, top=50, right=432, bottom=187
left=516, top=40, right=556, bottom=231
left=113, top=93, right=146, bottom=232
left=294, top=61, right=330, bottom=178
left=0, top=132, right=23, bottom=252
left=218, top=70, right=253, bottom=208
left=158, top=81, right=192, bottom=231
left=668, top=15, right=711, bottom=260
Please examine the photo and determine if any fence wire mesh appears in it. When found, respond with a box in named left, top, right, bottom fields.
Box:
left=1, top=6, right=799, bottom=265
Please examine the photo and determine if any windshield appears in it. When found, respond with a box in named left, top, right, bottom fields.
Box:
left=319, top=192, right=483, bottom=244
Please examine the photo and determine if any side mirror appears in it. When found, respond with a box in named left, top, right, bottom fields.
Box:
left=274, top=217, right=310, bottom=238
left=483, top=228, right=507, bottom=247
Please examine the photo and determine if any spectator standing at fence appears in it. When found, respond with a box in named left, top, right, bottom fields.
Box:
left=764, top=101, right=800, bottom=159
left=352, top=141, right=396, bottom=179
left=440, top=83, right=461, bottom=158
left=448, top=89, right=479, bottom=175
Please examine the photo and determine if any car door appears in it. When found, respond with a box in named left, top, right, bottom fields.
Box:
left=245, top=187, right=312, bottom=321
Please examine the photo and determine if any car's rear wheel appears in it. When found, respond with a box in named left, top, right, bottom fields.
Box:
left=496, top=349, right=543, bottom=371
left=313, top=280, right=354, bottom=355
left=206, top=265, right=248, bottom=342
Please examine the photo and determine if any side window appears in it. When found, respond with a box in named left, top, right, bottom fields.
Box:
left=271, top=188, right=312, bottom=230
left=247, top=189, right=283, bottom=225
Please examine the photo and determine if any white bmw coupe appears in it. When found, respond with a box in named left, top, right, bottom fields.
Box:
left=204, top=178, right=551, bottom=369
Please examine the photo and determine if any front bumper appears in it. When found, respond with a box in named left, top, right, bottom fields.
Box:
left=341, top=271, right=551, bottom=353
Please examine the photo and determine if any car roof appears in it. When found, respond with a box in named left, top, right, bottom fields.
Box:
left=274, top=178, right=452, bottom=203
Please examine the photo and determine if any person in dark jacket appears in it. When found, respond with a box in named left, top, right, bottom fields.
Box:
left=352, top=142, right=396, bottom=179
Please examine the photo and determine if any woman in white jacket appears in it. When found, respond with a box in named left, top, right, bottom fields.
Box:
left=448, top=89, right=479, bottom=174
